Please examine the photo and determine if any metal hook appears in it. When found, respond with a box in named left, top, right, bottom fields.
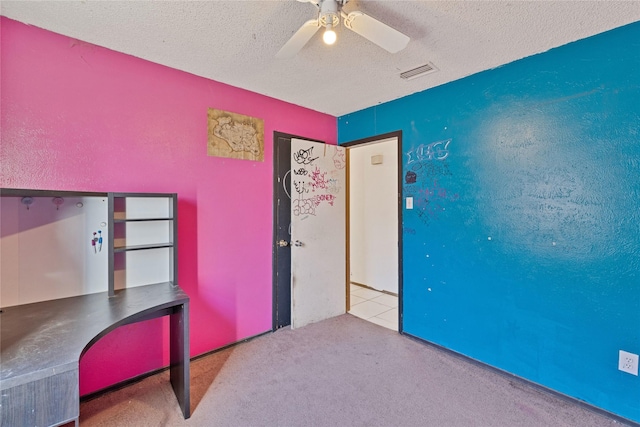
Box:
left=21, top=197, right=34, bottom=210
left=52, top=197, right=64, bottom=210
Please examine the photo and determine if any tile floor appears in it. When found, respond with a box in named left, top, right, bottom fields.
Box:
left=348, top=284, right=398, bottom=331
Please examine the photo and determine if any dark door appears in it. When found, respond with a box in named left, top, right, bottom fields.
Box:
left=273, top=133, right=292, bottom=330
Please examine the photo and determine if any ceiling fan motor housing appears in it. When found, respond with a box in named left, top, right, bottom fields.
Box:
left=319, top=0, right=340, bottom=28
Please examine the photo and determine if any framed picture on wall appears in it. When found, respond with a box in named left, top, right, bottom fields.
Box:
left=207, top=108, right=264, bottom=162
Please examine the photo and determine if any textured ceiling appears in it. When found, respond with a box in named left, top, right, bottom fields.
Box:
left=2, top=1, right=640, bottom=116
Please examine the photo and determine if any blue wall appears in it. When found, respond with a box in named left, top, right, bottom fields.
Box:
left=338, top=22, right=640, bottom=422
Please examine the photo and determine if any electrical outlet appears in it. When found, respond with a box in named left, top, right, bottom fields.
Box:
left=618, top=350, right=639, bottom=376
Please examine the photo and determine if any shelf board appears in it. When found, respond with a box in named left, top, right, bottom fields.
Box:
left=113, top=243, right=174, bottom=252
left=1, top=188, right=108, bottom=198
left=113, top=217, right=174, bottom=222
left=111, top=192, right=176, bottom=198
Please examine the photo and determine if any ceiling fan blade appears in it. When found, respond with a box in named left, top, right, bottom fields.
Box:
left=343, top=11, right=409, bottom=53
left=276, top=19, right=321, bottom=59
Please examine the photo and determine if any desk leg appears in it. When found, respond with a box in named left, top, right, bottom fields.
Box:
left=170, top=302, right=190, bottom=419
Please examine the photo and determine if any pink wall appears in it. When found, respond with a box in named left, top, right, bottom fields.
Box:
left=0, top=17, right=336, bottom=395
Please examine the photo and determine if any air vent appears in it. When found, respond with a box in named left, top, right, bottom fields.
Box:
left=400, top=62, right=437, bottom=80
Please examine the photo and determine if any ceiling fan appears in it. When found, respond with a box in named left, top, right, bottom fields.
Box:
left=276, top=0, right=410, bottom=58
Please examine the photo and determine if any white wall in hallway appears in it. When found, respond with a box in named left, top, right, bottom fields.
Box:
left=349, top=138, right=398, bottom=293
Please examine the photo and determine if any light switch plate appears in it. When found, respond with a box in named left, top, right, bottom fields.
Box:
left=406, top=197, right=413, bottom=209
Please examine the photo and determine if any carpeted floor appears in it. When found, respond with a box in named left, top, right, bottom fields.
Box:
left=76, top=314, right=628, bottom=426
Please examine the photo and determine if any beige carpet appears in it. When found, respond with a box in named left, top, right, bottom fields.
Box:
left=73, top=314, right=628, bottom=426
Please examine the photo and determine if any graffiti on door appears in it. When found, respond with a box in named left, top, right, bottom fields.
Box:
left=292, top=145, right=343, bottom=217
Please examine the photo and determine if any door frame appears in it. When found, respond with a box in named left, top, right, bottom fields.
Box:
left=341, top=130, right=404, bottom=333
left=272, top=131, right=325, bottom=331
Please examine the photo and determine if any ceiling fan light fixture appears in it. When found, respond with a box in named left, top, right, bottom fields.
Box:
left=323, top=24, right=337, bottom=45
left=277, top=0, right=410, bottom=58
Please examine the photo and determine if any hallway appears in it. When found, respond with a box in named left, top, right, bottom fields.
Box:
left=348, top=283, right=398, bottom=331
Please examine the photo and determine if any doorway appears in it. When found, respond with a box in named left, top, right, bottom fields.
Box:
left=272, top=131, right=403, bottom=333
left=343, top=132, right=403, bottom=332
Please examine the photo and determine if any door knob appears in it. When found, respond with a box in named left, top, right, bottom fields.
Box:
left=278, top=240, right=289, bottom=247
left=293, top=240, right=303, bottom=247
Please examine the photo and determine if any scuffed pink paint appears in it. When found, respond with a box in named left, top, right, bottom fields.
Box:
left=1, top=17, right=336, bottom=395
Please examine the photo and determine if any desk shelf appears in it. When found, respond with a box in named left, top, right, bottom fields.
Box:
left=108, top=193, right=178, bottom=296
left=114, top=217, right=173, bottom=222
left=114, top=242, right=174, bottom=252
